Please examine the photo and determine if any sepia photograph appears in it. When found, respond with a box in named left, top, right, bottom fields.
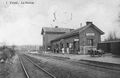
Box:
left=0, top=0, right=120, bottom=78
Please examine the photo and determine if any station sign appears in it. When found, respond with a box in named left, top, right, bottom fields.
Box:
left=74, top=39, right=79, bottom=41
left=86, top=33, right=95, bottom=36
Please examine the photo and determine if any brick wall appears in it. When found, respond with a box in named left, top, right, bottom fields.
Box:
left=79, top=26, right=101, bottom=54
left=43, top=33, right=65, bottom=51
left=79, top=26, right=101, bottom=46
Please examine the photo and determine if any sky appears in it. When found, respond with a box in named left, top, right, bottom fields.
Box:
left=0, top=0, right=120, bottom=45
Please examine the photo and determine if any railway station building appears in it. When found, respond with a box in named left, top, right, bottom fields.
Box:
left=50, top=22, right=104, bottom=54
left=41, top=26, right=73, bottom=52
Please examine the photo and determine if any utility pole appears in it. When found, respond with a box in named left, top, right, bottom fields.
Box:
left=53, top=11, right=56, bottom=22
left=70, top=13, right=72, bottom=20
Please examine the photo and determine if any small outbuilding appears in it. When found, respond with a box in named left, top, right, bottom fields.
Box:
left=97, top=40, right=120, bottom=55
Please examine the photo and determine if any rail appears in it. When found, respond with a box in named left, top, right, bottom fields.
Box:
left=19, top=56, right=30, bottom=78
left=20, top=54, right=56, bottom=78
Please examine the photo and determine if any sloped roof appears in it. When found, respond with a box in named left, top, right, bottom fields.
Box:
left=41, top=27, right=73, bottom=35
left=101, top=40, right=120, bottom=43
left=51, top=23, right=104, bottom=42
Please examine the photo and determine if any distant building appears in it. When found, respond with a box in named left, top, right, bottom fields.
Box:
left=41, top=26, right=73, bottom=52
left=51, top=22, right=104, bottom=54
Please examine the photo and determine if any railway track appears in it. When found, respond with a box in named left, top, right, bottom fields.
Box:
left=20, top=54, right=120, bottom=78
left=30, top=54, right=120, bottom=72
left=19, top=55, right=56, bottom=78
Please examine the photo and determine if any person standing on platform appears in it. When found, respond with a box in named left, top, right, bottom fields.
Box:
left=62, top=48, right=65, bottom=54
left=67, top=47, right=69, bottom=54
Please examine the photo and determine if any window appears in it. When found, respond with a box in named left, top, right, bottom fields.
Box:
left=88, top=39, right=94, bottom=46
left=67, top=43, right=69, bottom=47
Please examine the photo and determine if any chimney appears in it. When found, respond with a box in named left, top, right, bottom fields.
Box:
left=55, top=26, right=58, bottom=28
left=86, top=21, right=93, bottom=25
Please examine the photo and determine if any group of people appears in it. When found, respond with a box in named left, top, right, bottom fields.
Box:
left=54, top=47, right=70, bottom=54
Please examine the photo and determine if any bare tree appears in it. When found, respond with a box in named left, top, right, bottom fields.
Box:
left=105, top=31, right=118, bottom=41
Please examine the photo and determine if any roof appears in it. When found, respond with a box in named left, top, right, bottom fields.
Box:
left=41, top=27, right=73, bottom=35
left=100, top=40, right=120, bottom=43
left=51, top=23, right=104, bottom=42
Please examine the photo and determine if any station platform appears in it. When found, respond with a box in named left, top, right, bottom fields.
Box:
left=40, top=52, right=120, bottom=65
